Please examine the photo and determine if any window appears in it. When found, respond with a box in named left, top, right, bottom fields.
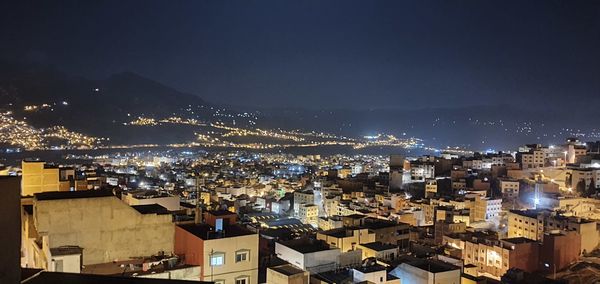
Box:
left=214, top=280, right=225, bottom=284
left=235, top=276, right=249, bottom=284
left=210, top=252, right=225, bottom=266
left=236, top=250, right=249, bottom=263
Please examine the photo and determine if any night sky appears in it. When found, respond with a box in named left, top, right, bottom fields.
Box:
left=2, top=0, right=599, bottom=109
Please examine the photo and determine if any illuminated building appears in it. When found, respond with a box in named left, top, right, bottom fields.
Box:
left=507, top=209, right=598, bottom=254
left=22, top=190, right=174, bottom=268
left=293, top=190, right=314, bottom=215
left=174, top=210, right=259, bottom=284
left=499, top=178, right=520, bottom=199
left=472, top=197, right=502, bottom=222
left=425, top=178, right=437, bottom=197
left=266, top=264, right=309, bottom=284
left=21, top=160, right=60, bottom=196
left=298, top=204, right=318, bottom=227
left=316, top=227, right=375, bottom=252
left=275, top=238, right=342, bottom=274
left=507, top=209, right=544, bottom=240
left=389, top=256, right=461, bottom=284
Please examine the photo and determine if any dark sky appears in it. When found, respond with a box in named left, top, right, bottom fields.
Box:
left=2, top=0, right=599, bottom=109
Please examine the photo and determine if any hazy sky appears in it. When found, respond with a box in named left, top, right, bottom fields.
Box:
left=2, top=0, right=599, bottom=109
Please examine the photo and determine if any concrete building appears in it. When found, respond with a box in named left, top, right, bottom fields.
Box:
left=174, top=213, right=259, bottom=284
left=389, top=154, right=405, bottom=190
left=539, top=231, right=581, bottom=272
left=473, top=198, right=502, bottom=222
left=409, top=161, right=435, bottom=182
left=444, top=232, right=539, bottom=278
left=520, top=150, right=546, bottom=169
left=22, top=190, right=174, bottom=268
left=361, top=218, right=411, bottom=249
left=317, top=216, right=343, bottom=231
left=425, top=178, right=437, bottom=197
left=567, top=167, right=600, bottom=189
left=390, top=257, right=461, bottom=284
left=507, top=210, right=544, bottom=240
left=293, top=190, right=314, bottom=214
left=266, top=264, right=309, bottom=284
left=356, top=242, right=399, bottom=262
left=499, top=179, right=520, bottom=199
left=275, top=239, right=341, bottom=274
left=298, top=204, right=318, bottom=227
left=352, top=264, right=398, bottom=284
left=508, top=209, right=598, bottom=253
left=21, top=160, right=60, bottom=196
left=317, top=227, right=375, bottom=252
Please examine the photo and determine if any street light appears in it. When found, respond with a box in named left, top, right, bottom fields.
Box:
left=544, top=263, right=557, bottom=279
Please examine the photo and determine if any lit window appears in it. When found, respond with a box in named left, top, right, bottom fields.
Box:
left=236, top=250, right=249, bottom=262
left=210, top=252, right=225, bottom=266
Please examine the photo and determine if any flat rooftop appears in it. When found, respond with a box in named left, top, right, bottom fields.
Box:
left=502, top=237, right=538, bottom=245
left=206, top=209, right=236, bottom=216
left=35, top=189, right=114, bottom=201
left=359, top=241, right=398, bottom=251
left=50, top=246, right=83, bottom=256
left=131, top=204, right=170, bottom=215
left=278, top=238, right=333, bottom=254
left=395, top=256, right=460, bottom=273
left=178, top=223, right=255, bottom=240
left=269, top=264, right=306, bottom=276
left=354, top=264, right=387, bottom=274
left=22, top=269, right=212, bottom=284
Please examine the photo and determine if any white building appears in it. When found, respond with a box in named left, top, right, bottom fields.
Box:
left=275, top=239, right=340, bottom=274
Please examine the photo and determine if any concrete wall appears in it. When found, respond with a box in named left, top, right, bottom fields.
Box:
left=275, top=243, right=305, bottom=269
left=202, top=234, right=259, bottom=284
left=34, top=196, right=174, bottom=265
left=138, top=265, right=201, bottom=281
left=49, top=253, right=80, bottom=273
left=304, top=249, right=340, bottom=273
left=22, top=161, right=59, bottom=196
left=174, top=226, right=204, bottom=267
left=391, top=264, right=460, bottom=284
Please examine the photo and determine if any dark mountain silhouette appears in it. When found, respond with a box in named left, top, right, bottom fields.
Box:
left=1, top=60, right=598, bottom=149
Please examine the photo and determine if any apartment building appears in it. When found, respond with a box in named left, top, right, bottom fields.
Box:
left=175, top=211, right=259, bottom=284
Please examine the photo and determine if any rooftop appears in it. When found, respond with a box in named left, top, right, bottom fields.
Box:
left=178, top=223, right=255, bottom=240
left=50, top=246, right=83, bottom=256
left=206, top=209, right=236, bottom=216
left=502, top=237, right=538, bottom=245
left=35, top=189, right=114, bottom=201
left=269, top=264, right=306, bottom=276
left=278, top=238, right=333, bottom=254
left=397, top=256, right=460, bottom=273
left=354, top=264, right=387, bottom=274
left=131, top=204, right=170, bottom=215
left=359, top=241, right=398, bottom=251
left=22, top=269, right=211, bottom=284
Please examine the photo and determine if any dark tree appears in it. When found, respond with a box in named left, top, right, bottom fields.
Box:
left=576, top=179, right=587, bottom=197
left=587, top=179, right=597, bottom=197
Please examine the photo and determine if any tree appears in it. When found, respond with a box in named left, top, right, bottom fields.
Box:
left=576, top=179, right=587, bottom=197
left=587, top=179, right=597, bottom=197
